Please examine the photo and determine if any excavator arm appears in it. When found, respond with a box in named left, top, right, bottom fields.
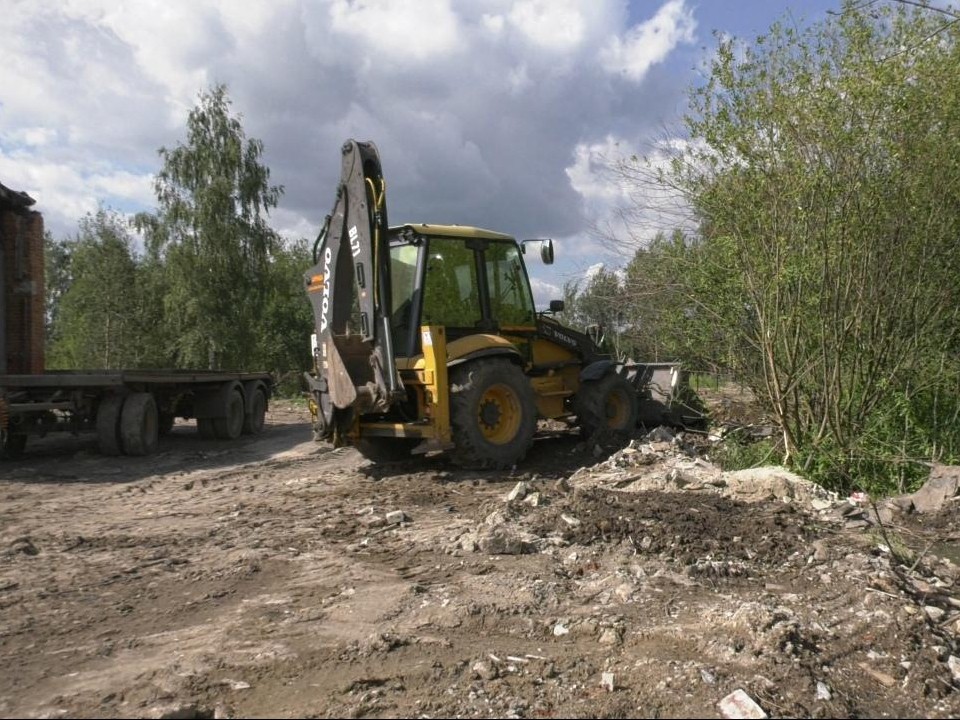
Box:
left=305, top=140, right=404, bottom=442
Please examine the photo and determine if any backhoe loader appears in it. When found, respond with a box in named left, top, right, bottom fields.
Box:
left=304, top=139, right=703, bottom=468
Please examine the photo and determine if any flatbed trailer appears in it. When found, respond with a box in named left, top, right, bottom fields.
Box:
left=0, top=369, right=272, bottom=458
left=1, top=180, right=274, bottom=460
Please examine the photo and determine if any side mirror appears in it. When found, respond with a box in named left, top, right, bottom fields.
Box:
left=540, top=239, right=554, bottom=265
left=521, top=238, right=555, bottom=265
left=549, top=299, right=565, bottom=313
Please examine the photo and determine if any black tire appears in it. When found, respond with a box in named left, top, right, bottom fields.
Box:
left=356, top=437, right=418, bottom=463
left=449, top=358, right=537, bottom=469
left=96, top=394, right=125, bottom=456
left=1, top=432, right=27, bottom=460
left=197, top=418, right=216, bottom=439
left=121, top=392, right=159, bottom=456
left=242, top=388, right=267, bottom=435
left=574, top=373, right=640, bottom=437
left=213, top=388, right=245, bottom=440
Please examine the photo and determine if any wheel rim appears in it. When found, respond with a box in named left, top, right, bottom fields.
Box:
left=478, top=383, right=522, bottom=444
left=605, top=389, right=630, bottom=428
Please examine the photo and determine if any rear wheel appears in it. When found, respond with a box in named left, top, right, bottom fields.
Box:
left=242, top=387, right=267, bottom=435
left=574, top=373, right=639, bottom=437
left=214, top=388, right=245, bottom=440
left=96, top=394, right=125, bottom=456
left=121, top=392, right=159, bottom=456
left=449, top=359, right=537, bottom=469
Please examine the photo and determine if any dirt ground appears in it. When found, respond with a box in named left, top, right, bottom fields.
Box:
left=2, top=400, right=960, bottom=719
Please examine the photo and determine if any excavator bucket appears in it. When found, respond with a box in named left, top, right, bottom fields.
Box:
left=305, top=140, right=404, bottom=441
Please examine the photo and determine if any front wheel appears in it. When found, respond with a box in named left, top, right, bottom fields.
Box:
left=449, top=359, right=537, bottom=469
left=574, top=372, right=639, bottom=437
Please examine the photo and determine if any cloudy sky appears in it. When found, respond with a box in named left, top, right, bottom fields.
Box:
left=1, top=0, right=838, bottom=305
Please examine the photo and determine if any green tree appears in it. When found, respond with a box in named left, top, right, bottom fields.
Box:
left=639, top=1, right=960, bottom=492
left=557, top=266, right=628, bottom=358
left=255, top=238, right=315, bottom=392
left=138, top=84, right=282, bottom=370
left=47, top=210, right=158, bottom=368
left=43, top=231, right=70, bottom=351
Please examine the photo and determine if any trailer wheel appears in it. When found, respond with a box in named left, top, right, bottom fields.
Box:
left=1, top=432, right=27, bottom=460
left=242, top=387, right=267, bottom=435
left=449, top=359, right=537, bottom=469
left=121, top=392, right=159, bottom=456
left=574, top=373, right=639, bottom=437
left=96, top=394, right=125, bottom=456
left=214, top=387, right=245, bottom=440
left=197, top=418, right=216, bottom=439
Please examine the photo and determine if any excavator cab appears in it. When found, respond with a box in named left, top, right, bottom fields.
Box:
left=387, top=225, right=538, bottom=358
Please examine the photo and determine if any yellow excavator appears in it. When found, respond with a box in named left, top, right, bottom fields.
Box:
left=304, top=140, right=703, bottom=468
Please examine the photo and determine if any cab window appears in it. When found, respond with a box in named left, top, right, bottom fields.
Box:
left=486, top=241, right=535, bottom=326
left=421, top=238, right=483, bottom=328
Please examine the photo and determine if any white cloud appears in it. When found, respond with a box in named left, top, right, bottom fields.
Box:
left=0, top=150, right=153, bottom=235
left=528, top=275, right=563, bottom=309
left=566, top=135, right=636, bottom=207
left=585, top=262, right=605, bottom=279
left=0, top=0, right=698, bottom=251
left=327, top=0, right=461, bottom=62
left=507, top=0, right=585, bottom=51
left=601, top=0, right=697, bottom=82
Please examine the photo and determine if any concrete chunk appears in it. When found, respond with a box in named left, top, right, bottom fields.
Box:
left=718, top=689, right=767, bottom=719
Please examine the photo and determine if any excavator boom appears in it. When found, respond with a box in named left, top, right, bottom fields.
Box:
left=305, top=140, right=403, bottom=441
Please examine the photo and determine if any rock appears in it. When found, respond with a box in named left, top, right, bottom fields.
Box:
left=553, top=622, right=570, bottom=636
left=523, top=492, right=541, bottom=507
left=815, top=681, right=832, bottom=701
left=598, top=628, right=620, bottom=645
left=722, top=466, right=823, bottom=504
left=472, top=660, right=499, bottom=680
left=644, top=426, right=676, bottom=443
left=477, top=526, right=533, bottom=555
left=613, top=583, right=635, bottom=603
left=10, top=537, right=39, bottom=556
left=948, top=655, right=960, bottom=683
left=560, top=514, right=581, bottom=527
left=903, top=465, right=960, bottom=514
left=717, top=689, right=767, bottom=719
left=385, top=510, right=408, bottom=525
left=811, top=540, right=830, bottom=562
left=924, top=605, right=946, bottom=622
left=506, top=481, right=529, bottom=502
left=600, top=672, right=615, bottom=692
left=146, top=703, right=204, bottom=720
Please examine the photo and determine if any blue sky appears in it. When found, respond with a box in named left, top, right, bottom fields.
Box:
left=0, top=0, right=843, bottom=306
